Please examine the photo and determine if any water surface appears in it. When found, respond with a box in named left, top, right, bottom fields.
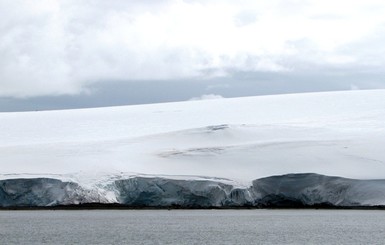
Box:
left=1, top=209, right=384, bottom=244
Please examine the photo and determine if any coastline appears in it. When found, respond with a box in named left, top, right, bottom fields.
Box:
left=2, top=203, right=385, bottom=211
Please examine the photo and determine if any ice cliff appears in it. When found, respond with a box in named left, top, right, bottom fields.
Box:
left=1, top=173, right=385, bottom=208
left=0, top=178, right=107, bottom=207
left=114, top=177, right=254, bottom=207
left=253, top=173, right=385, bottom=207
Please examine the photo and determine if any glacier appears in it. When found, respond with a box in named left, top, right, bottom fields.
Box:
left=253, top=173, right=385, bottom=207
left=2, top=174, right=385, bottom=208
left=1, top=89, right=385, bottom=208
left=0, top=178, right=106, bottom=207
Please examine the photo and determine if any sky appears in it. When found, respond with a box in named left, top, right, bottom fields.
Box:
left=1, top=0, right=385, bottom=111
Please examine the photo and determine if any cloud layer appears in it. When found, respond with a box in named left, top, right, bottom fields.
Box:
left=1, top=0, right=385, bottom=97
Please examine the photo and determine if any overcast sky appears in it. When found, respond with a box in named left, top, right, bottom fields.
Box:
left=1, top=0, right=385, bottom=111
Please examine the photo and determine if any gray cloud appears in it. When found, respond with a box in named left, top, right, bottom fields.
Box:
left=1, top=0, right=385, bottom=100
left=1, top=69, right=384, bottom=112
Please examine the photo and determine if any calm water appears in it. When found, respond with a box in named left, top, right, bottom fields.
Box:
left=1, top=209, right=385, bottom=244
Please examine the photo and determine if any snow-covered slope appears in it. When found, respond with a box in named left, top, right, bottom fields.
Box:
left=1, top=89, right=385, bottom=207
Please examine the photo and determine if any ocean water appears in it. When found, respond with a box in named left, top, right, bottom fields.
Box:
left=1, top=209, right=385, bottom=244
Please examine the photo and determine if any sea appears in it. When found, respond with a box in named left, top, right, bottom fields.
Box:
left=1, top=209, right=384, bottom=244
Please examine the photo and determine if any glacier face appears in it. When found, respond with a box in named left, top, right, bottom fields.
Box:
left=0, top=178, right=107, bottom=207
left=1, top=173, right=385, bottom=208
left=253, top=174, right=385, bottom=207
left=114, top=177, right=253, bottom=207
